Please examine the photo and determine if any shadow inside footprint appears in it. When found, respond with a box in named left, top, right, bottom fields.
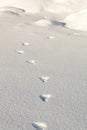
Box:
left=40, top=95, right=46, bottom=102
left=40, top=94, right=52, bottom=102
left=39, top=76, right=49, bottom=83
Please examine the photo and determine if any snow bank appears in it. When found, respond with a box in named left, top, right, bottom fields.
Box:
left=0, top=0, right=48, bottom=13
left=0, top=0, right=87, bottom=30
left=64, top=9, right=87, bottom=31
left=0, top=0, right=87, bottom=14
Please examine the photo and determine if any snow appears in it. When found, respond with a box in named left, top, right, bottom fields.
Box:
left=0, top=0, right=87, bottom=130
left=64, top=9, right=87, bottom=31
left=34, top=19, right=51, bottom=27
left=32, top=122, right=47, bottom=130
left=40, top=94, right=52, bottom=102
left=0, top=0, right=87, bottom=30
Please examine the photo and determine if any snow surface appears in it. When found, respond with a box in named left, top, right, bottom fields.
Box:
left=0, top=0, right=87, bottom=130
left=64, top=9, right=87, bottom=31
left=0, top=0, right=87, bottom=30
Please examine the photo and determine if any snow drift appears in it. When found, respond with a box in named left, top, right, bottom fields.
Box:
left=0, top=0, right=87, bottom=14
left=0, top=0, right=87, bottom=31
left=64, top=9, right=87, bottom=31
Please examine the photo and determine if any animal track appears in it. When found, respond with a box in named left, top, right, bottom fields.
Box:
left=40, top=94, right=52, bottom=102
left=26, top=60, right=36, bottom=65
left=16, top=50, right=24, bottom=54
left=32, top=122, right=47, bottom=130
left=48, top=36, right=55, bottom=39
left=39, top=76, right=50, bottom=83
left=22, top=42, right=30, bottom=46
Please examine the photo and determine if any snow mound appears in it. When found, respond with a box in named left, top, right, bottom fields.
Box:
left=64, top=9, right=87, bottom=31
left=0, top=6, right=25, bottom=16
left=34, top=19, right=51, bottom=27
left=45, top=0, right=87, bottom=15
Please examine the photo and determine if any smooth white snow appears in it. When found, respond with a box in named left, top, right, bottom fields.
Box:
left=64, top=9, right=87, bottom=31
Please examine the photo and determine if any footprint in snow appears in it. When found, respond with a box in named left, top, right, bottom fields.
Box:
left=32, top=122, right=47, bottom=130
left=26, top=60, right=36, bottom=65
left=16, top=50, right=24, bottom=54
left=48, top=36, right=55, bottom=39
left=39, top=76, right=50, bottom=83
left=40, top=94, right=52, bottom=102
left=22, top=42, right=30, bottom=46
